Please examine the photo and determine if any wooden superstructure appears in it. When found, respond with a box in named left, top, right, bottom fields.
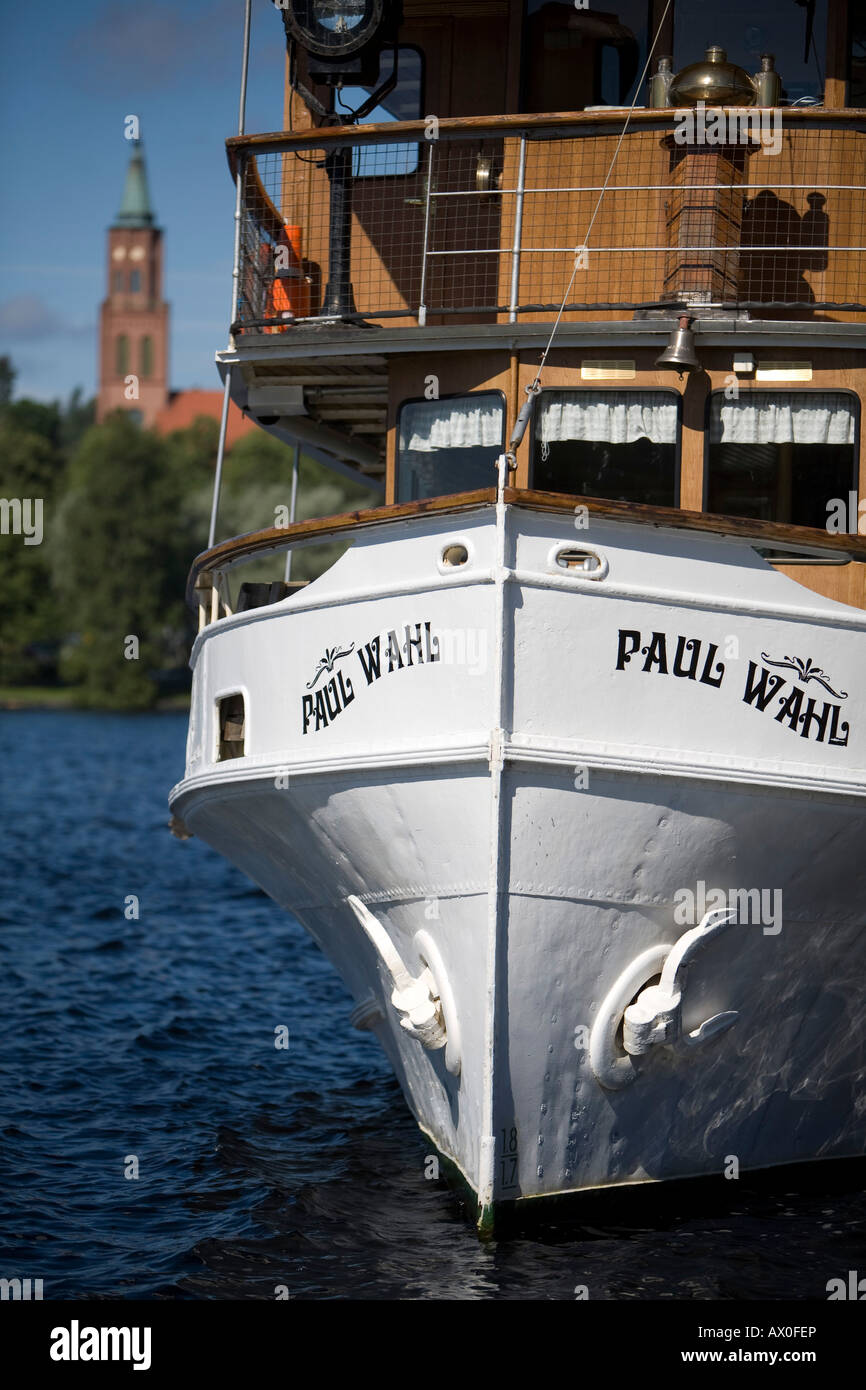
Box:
left=210, top=0, right=866, bottom=612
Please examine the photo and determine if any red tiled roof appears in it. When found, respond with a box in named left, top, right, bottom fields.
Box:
left=155, top=391, right=258, bottom=447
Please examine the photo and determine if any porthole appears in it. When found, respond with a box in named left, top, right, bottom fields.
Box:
left=549, top=544, right=608, bottom=580
left=441, top=543, right=469, bottom=568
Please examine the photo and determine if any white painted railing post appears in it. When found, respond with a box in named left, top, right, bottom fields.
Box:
left=508, top=135, right=527, bottom=324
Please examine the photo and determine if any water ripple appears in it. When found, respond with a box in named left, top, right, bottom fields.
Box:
left=1, top=711, right=865, bottom=1299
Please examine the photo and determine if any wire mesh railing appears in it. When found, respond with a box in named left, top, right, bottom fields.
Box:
left=229, top=112, right=866, bottom=332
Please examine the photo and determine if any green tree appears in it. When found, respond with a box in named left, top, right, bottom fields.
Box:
left=3, top=398, right=62, bottom=448
left=0, top=361, right=382, bottom=703
left=165, top=414, right=219, bottom=484
left=58, top=387, right=96, bottom=454
left=164, top=414, right=220, bottom=545
left=0, top=368, right=98, bottom=689
left=51, top=413, right=194, bottom=708
left=0, top=356, right=15, bottom=407
left=216, top=432, right=378, bottom=584
left=0, top=421, right=62, bottom=684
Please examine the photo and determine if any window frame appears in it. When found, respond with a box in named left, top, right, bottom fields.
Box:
left=341, top=44, right=426, bottom=180
left=528, top=384, right=683, bottom=507
left=395, top=388, right=507, bottom=502
left=672, top=0, right=828, bottom=106
left=701, top=387, right=861, bottom=521
left=848, top=6, right=866, bottom=107
left=519, top=0, right=652, bottom=113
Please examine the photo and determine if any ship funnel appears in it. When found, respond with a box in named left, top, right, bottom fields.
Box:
left=655, top=314, right=700, bottom=377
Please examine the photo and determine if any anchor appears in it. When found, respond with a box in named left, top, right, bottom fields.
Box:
left=590, top=908, right=739, bottom=1090
left=623, top=908, right=739, bottom=1055
left=346, top=896, right=462, bottom=1075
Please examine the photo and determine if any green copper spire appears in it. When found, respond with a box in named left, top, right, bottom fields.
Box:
left=115, top=140, right=155, bottom=227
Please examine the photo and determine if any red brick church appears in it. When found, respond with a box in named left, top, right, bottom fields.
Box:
left=97, top=140, right=254, bottom=444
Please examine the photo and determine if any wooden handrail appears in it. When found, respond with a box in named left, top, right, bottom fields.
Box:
left=226, top=107, right=866, bottom=163
left=187, top=488, right=866, bottom=608
left=504, top=489, right=866, bottom=560
left=187, top=490, right=497, bottom=604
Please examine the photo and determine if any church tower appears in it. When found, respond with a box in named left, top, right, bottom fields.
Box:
left=97, top=140, right=169, bottom=425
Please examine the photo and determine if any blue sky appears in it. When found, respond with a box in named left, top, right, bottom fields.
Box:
left=0, top=0, right=286, bottom=404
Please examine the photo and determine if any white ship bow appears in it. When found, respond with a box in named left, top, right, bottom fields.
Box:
left=170, top=495, right=866, bottom=1228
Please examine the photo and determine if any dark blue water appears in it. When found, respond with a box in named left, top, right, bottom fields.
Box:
left=1, top=711, right=865, bottom=1301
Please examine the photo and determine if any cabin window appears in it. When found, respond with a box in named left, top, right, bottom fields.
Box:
left=531, top=389, right=679, bottom=505
left=337, top=47, right=424, bottom=177
left=396, top=392, right=505, bottom=502
left=705, top=391, right=858, bottom=528
left=674, top=0, right=827, bottom=104
left=521, top=1, right=647, bottom=113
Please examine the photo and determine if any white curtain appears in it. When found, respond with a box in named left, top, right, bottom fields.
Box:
left=713, top=393, right=856, bottom=445
left=401, top=397, right=503, bottom=453
left=538, top=391, right=678, bottom=445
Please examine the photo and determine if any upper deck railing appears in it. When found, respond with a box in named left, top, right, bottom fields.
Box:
left=227, top=109, right=866, bottom=334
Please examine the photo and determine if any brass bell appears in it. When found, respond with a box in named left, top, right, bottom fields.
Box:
left=655, top=314, right=700, bottom=377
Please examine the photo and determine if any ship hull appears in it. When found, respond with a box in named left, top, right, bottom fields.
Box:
left=170, top=500, right=866, bottom=1223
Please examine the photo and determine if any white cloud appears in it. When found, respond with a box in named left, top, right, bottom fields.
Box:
left=0, top=296, right=93, bottom=342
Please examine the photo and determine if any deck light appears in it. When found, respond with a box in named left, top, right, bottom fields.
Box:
left=279, top=0, right=403, bottom=320
left=280, top=1, right=392, bottom=67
